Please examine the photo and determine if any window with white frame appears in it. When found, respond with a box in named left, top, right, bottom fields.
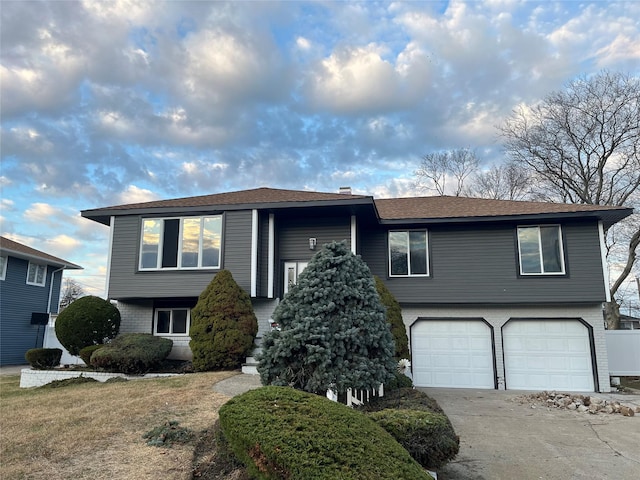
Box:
left=0, top=255, right=7, bottom=280
left=27, top=262, right=47, bottom=286
left=388, top=230, right=429, bottom=276
left=517, top=225, right=565, bottom=275
left=154, top=308, right=190, bottom=335
left=140, top=216, right=222, bottom=270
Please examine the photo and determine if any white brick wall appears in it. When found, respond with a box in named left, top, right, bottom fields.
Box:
left=402, top=304, right=610, bottom=393
left=116, top=300, right=154, bottom=334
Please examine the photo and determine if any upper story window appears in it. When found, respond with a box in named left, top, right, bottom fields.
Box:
left=140, top=216, right=222, bottom=270
left=517, top=225, right=565, bottom=275
left=389, top=230, right=429, bottom=277
left=154, top=308, right=190, bottom=335
left=27, top=262, right=47, bottom=286
left=0, top=255, right=7, bottom=280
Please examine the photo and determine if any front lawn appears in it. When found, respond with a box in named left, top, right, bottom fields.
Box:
left=0, top=371, right=239, bottom=479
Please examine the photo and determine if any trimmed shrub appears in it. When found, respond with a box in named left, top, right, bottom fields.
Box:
left=189, top=270, right=258, bottom=371
left=374, top=276, right=410, bottom=361
left=362, top=387, right=445, bottom=415
left=55, top=296, right=120, bottom=355
left=90, top=333, right=172, bottom=374
left=219, top=386, right=433, bottom=480
left=79, top=344, right=103, bottom=365
left=258, top=241, right=396, bottom=395
left=386, top=371, right=414, bottom=391
left=25, top=348, right=62, bottom=370
left=368, top=409, right=459, bottom=469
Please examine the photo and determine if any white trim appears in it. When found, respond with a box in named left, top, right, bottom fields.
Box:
left=47, top=267, right=64, bottom=313
left=0, top=255, right=7, bottom=280
left=268, top=213, right=275, bottom=298
left=598, top=221, right=611, bottom=302
left=350, top=215, right=357, bottom=254
left=106, top=216, right=115, bottom=297
left=250, top=209, right=258, bottom=297
left=388, top=230, right=430, bottom=277
left=154, top=307, right=191, bottom=336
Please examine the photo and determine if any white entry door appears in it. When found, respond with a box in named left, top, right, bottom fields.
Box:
left=283, top=261, right=308, bottom=294
left=503, top=320, right=594, bottom=392
left=411, top=320, right=495, bottom=389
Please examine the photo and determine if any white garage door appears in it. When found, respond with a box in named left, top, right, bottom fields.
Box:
left=412, top=320, right=494, bottom=389
left=503, top=320, right=594, bottom=392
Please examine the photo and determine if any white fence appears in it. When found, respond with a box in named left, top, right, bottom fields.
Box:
left=326, top=384, right=384, bottom=407
left=606, top=330, right=640, bottom=376
left=42, top=314, right=84, bottom=365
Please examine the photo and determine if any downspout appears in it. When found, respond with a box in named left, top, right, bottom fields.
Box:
left=47, top=267, right=65, bottom=314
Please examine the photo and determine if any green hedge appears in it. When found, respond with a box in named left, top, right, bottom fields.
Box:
left=219, top=386, right=433, bottom=480
left=362, top=387, right=445, bottom=414
left=25, top=348, right=62, bottom=369
left=368, top=409, right=459, bottom=469
left=79, top=344, right=103, bottom=365
left=385, top=371, right=414, bottom=391
left=90, top=334, right=172, bottom=374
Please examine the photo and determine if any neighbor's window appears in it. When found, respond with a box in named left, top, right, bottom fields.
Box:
left=27, top=262, right=47, bottom=286
left=389, top=230, right=429, bottom=276
left=0, top=255, right=7, bottom=280
left=517, top=225, right=565, bottom=275
left=140, top=216, right=222, bottom=270
left=154, top=308, right=190, bottom=335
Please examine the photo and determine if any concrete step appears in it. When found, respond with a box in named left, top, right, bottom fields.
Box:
left=241, top=364, right=258, bottom=375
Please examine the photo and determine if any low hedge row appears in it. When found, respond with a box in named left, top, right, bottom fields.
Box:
left=25, top=348, right=62, bottom=369
left=79, top=344, right=103, bottom=365
left=90, top=333, right=172, bottom=374
left=219, top=386, right=433, bottom=480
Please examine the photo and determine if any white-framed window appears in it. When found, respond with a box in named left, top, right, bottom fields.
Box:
left=154, top=308, right=190, bottom=335
left=517, top=225, right=565, bottom=275
left=0, top=255, right=7, bottom=280
left=388, top=230, right=429, bottom=277
left=27, top=262, right=47, bottom=286
left=140, top=215, right=222, bottom=270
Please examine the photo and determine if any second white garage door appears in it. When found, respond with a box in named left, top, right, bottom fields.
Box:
left=503, top=320, right=594, bottom=392
left=412, top=320, right=494, bottom=389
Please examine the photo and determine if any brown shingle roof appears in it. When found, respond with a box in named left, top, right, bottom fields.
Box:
left=0, top=236, right=82, bottom=269
left=92, top=187, right=371, bottom=211
left=374, top=195, right=629, bottom=220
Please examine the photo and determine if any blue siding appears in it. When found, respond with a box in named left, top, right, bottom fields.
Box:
left=0, top=256, right=59, bottom=365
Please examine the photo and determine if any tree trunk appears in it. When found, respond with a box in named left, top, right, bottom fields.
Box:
left=604, top=301, right=621, bottom=330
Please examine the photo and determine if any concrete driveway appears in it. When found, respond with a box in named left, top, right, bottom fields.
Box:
left=422, top=388, right=640, bottom=480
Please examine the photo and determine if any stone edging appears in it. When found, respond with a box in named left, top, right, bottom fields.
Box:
left=19, top=368, right=178, bottom=388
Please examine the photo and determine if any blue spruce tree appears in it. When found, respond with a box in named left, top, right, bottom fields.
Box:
left=258, top=241, right=396, bottom=395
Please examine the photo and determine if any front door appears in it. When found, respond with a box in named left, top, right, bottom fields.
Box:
left=283, top=261, right=308, bottom=294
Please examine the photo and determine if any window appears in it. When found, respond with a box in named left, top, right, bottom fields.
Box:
left=389, top=230, right=429, bottom=276
left=27, top=262, right=47, bottom=286
left=154, top=308, right=190, bottom=335
left=140, top=216, right=222, bottom=270
left=517, top=225, right=565, bottom=275
left=0, top=256, right=6, bottom=280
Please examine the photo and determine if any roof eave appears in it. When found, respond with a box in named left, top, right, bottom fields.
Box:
left=1, top=248, right=83, bottom=270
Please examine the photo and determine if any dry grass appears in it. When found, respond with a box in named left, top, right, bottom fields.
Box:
left=0, top=371, right=238, bottom=480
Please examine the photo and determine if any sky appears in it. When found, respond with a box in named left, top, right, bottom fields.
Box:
left=1, top=0, right=639, bottom=302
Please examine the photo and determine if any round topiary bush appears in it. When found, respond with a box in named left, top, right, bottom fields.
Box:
left=55, top=296, right=120, bottom=355
left=219, top=386, right=433, bottom=480
left=25, top=348, right=62, bottom=370
left=90, top=333, right=173, bottom=374
left=189, top=270, right=258, bottom=371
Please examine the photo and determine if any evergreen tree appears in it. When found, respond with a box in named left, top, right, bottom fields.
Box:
left=258, top=241, right=396, bottom=395
left=189, top=270, right=258, bottom=371
left=374, top=276, right=410, bottom=361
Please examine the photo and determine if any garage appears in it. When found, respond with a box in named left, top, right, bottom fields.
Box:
left=503, top=320, right=594, bottom=392
left=411, top=320, right=495, bottom=389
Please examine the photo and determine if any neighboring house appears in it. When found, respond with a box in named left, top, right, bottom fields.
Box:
left=81, top=187, right=632, bottom=393
left=0, top=236, right=82, bottom=365
left=620, top=314, right=640, bottom=330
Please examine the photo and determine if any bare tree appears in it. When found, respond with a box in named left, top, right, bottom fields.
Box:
left=415, top=148, right=480, bottom=196
left=59, top=278, right=86, bottom=310
left=500, top=70, right=640, bottom=328
left=463, top=161, right=532, bottom=200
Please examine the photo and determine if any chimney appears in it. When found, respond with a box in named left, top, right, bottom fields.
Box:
left=339, top=186, right=352, bottom=195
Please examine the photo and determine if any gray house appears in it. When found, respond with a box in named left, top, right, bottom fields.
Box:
left=81, top=187, right=632, bottom=392
left=0, top=236, right=82, bottom=365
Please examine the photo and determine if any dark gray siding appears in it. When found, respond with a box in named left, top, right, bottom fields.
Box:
left=108, top=210, right=253, bottom=299
left=360, top=220, right=606, bottom=305
left=0, top=256, right=53, bottom=365
left=258, top=212, right=270, bottom=297
left=278, top=215, right=351, bottom=260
